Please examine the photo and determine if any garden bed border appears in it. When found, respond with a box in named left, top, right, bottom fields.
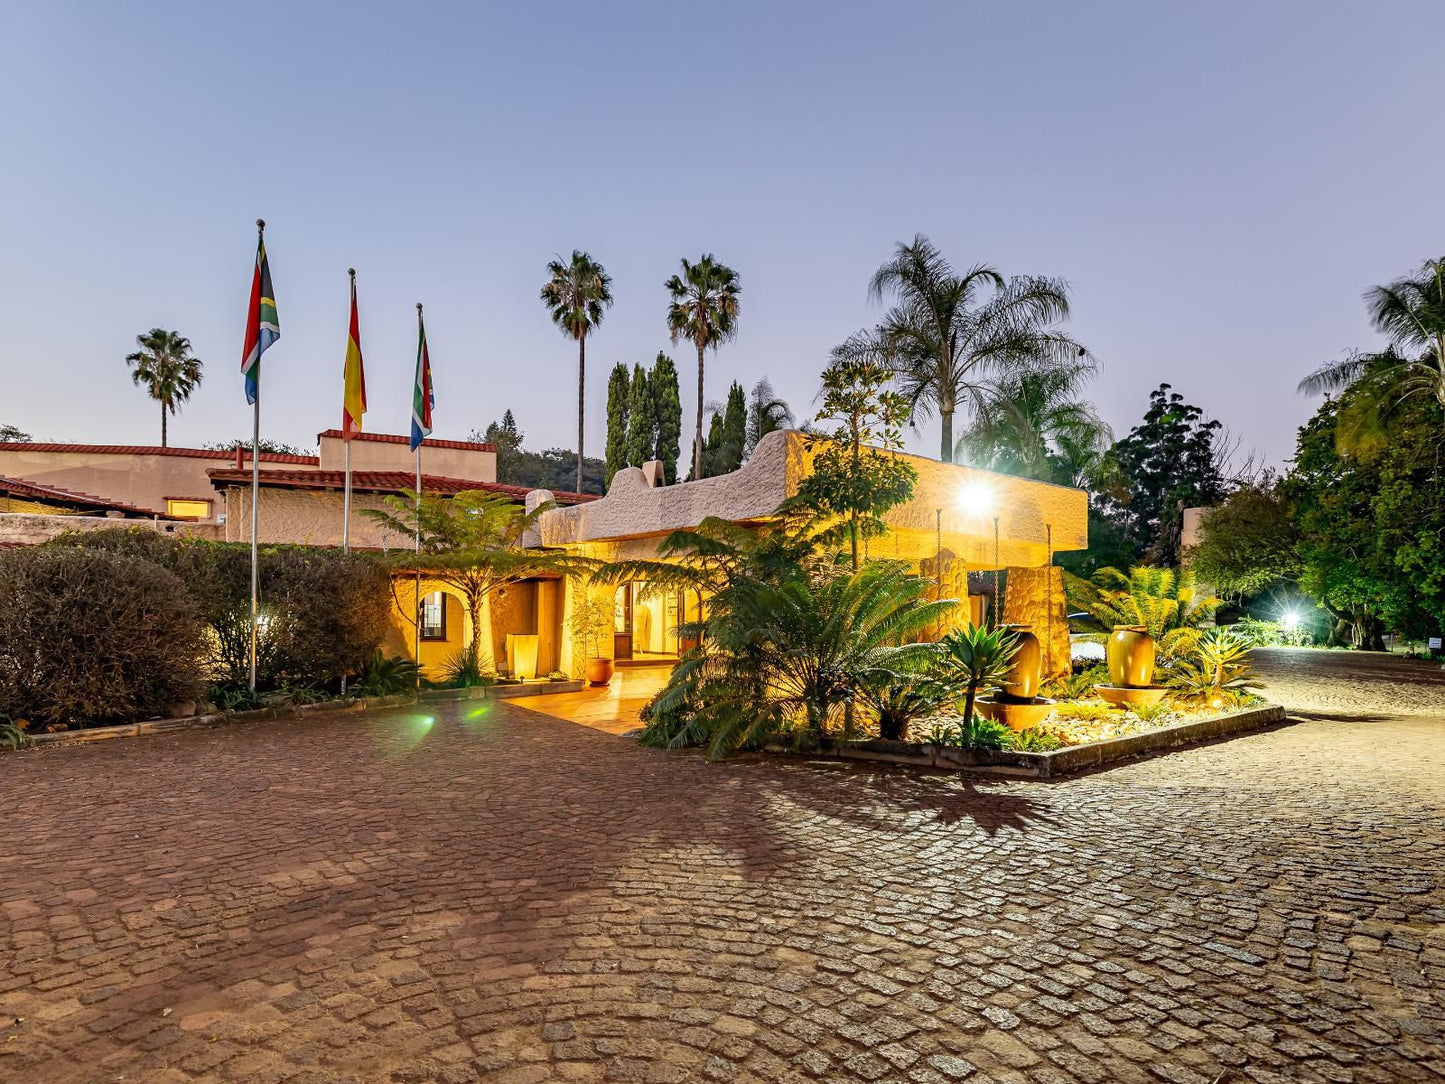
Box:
left=769, top=702, right=1287, bottom=778
left=18, top=679, right=587, bottom=748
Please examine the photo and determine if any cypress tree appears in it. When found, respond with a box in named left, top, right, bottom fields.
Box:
left=716, top=380, right=747, bottom=474
left=604, top=363, right=630, bottom=488
left=702, top=411, right=726, bottom=478
left=626, top=361, right=657, bottom=468
left=651, top=353, right=682, bottom=484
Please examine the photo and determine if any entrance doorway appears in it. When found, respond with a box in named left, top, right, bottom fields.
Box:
left=613, top=581, right=702, bottom=661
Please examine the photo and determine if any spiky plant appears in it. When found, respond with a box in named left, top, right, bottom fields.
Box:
left=1066, top=565, right=1221, bottom=663
left=938, top=624, right=1021, bottom=731
left=1168, top=628, right=1262, bottom=709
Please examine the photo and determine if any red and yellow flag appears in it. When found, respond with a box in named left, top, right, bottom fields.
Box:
left=342, top=270, right=367, bottom=439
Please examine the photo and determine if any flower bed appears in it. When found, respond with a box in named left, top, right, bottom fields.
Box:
left=767, top=701, right=1286, bottom=778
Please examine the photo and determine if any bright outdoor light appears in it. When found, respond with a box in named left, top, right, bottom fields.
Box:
left=1281, top=610, right=1300, bottom=631
left=956, top=480, right=995, bottom=518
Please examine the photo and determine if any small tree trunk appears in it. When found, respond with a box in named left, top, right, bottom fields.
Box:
left=962, top=677, right=979, bottom=729
left=161, top=401, right=167, bottom=448
left=468, top=594, right=486, bottom=672
left=577, top=337, right=586, bottom=494
left=694, top=341, right=705, bottom=481
left=939, top=410, right=952, bottom=463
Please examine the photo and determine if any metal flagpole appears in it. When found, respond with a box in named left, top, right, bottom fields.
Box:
left=414, top=303, right=424, bottom=687
left=248, top=219, right=265, bottom=693
left=342, top=268, right=355, bottom=554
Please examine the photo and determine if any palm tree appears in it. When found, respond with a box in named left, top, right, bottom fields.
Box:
left=540, top=251, right=614, bottom=492
left=958, top=358, right=1111, bottom=486
left=1299, top=256, right=1445, bottom=454
left=841, top=235, right=1088, bottom=463
left=665, top=255, right=740, bottom=480
left=125, top=329, right=203, bottom=447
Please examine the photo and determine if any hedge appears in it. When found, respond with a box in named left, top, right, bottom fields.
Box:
left=41, top=528, right=394, bottom=701
left=0, top=546, right=206, bottom=728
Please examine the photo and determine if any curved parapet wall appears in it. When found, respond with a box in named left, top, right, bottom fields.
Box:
left=535, top=430, right=1087, bottom=567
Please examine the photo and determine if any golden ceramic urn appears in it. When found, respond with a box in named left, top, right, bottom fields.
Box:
left=1001, top=625, right=1043, bottom=701
left=1107, top=625, right=1155, bottom=688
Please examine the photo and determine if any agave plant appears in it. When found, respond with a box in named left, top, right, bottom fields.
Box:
left=939, top=624, right=1020, bottom=730
left=1168, top=628, right=1262, bottom=708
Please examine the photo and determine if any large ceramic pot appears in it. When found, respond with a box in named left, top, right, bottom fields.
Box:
left=1000, top=625, right=1043, bottom=701
left=1107, top=625, right=1155, bottom=688
left=586, top=657, right=614, bottom=686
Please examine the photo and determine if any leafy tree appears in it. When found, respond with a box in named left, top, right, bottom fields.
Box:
left=1189, top=478, right=1300, bottom=598
left=603, top=364, right=630, bottom=486
left=1102, top=383, right=1226, bottom=564
left=626, top=362, right=658, bottom=468
left=0, top=424, right=31, bottom=443
left=125, top=328, right=203, bottom=447
left=837, top=235, right=1088, bottom=463
left=540, top=250, right=613, bottom=493
left=1283, top=393, right=1445, bottom=647
left=363, top=491, right=588, bottom=673
left=665, top=255, right=741, bottom=480
left=699, top=411, right=726, bottom=478
left=745, top=378, right=794, bottom=456
left=793, top=359, right=917, bottom=571
left=482, top=409, right=524, bottom=482
left=203, top=438, right=308, bottom=457
left=651, top=353, right=683, bottom=484
left=1299, top=256, right=1445, bottom=454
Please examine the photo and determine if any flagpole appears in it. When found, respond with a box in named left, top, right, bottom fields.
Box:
left=248, top=218, right=265, bottom=693
left=414, top=301, right=424, bottom=686
left=343, top=267, right=355, bottom=553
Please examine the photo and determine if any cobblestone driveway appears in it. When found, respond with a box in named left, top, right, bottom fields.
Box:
left=2, top=650, right=1442, bottom=1083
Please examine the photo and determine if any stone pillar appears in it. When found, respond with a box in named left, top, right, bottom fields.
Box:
left=918, top=549, right=970, bottom=640
left=1002, top=566, right=1069, bottom=679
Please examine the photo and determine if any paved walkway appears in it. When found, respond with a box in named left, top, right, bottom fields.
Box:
left=1, top=650, right=1441, bottom=1083
left=521, top=666, right=671, bottom=735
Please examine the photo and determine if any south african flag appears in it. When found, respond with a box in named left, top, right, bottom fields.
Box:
left=241, top=231, right=279, bottom=405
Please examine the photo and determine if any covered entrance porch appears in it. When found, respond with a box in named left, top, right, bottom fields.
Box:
left=611, top=580, right=702, bottom=664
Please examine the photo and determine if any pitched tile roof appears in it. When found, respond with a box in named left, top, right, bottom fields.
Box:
left=315, top=429, right=496, bottom=453
left=205, top=468, right=597, bottom=504
left=0, top=442, right=319, bottom=465
left=0, top=474, right=181, bottom=518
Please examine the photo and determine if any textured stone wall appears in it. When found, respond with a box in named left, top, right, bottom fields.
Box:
left=0, top=512, right=213, bottom=546
left=1002, top=565, right=1070, bottom=679
left=222, top=488, right=412, bottom=550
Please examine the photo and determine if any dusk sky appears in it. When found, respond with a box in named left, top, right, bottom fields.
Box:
left=4, top=2, right=1442, bottom=469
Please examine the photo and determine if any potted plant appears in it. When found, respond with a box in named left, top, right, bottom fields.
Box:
left=567, top=594, right=615, bottom=686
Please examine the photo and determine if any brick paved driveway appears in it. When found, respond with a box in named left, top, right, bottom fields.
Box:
left=2, top=650, right=1442, bottom=1083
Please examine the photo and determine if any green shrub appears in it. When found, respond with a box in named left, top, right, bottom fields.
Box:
left=920, top=716, right=1013, bottom=751
left=354, top=652, right=421, bottom=697
left=1169, top=628, right=1262, bottom=707
left=0, top=546, right=205, bottom=728
left=1131, top=702, right=1174, bottom=724
left=1051, top=701, right=1118, bottom=723
left=1042, top=662, right=1108, bottom=700
left=1008, top=727, right=1062, bottom=751
left=437, top=647, right=493, bottom=688
left=0, top=713, right=28, bottom=750
left=45, top=530, right=393, bottom=692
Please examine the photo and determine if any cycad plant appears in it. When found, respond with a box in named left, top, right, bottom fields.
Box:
left=1067, top=566, right=1220, bottom=662
left=1168, top=628, right=1261, bottom=708
left=939, top=624, right=1020, bottom=732
left=855, top=645, right=961, bottom=741
left=626, top=527, right=953, bottom=757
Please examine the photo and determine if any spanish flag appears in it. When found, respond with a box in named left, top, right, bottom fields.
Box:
left=342, top=269, right=367, bottom=439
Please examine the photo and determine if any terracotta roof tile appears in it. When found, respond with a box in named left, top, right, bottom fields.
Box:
left=0, top=442, right=319, bottom=465
left=0, top=474, right=181, bottom=518
left=315, top=429, right=496, bottom=453
left=206, top=468, right=597, bottom=504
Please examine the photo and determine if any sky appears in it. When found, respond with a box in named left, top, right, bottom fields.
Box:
left=3, top=2, right=1442, bottom=470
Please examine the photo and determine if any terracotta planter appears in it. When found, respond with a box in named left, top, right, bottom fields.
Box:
left=1107, top=625, right=1155, bottom=688
left=585, top=657, right=614, bottom=686
left=1000, top=625, right=1043, bottom=701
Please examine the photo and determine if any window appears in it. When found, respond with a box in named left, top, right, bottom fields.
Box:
left=420, top=591, right=447, bottom=640
left=166, top=498, right=212, bottom=519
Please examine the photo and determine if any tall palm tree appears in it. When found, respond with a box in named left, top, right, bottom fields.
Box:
left=125, top=329, right=203, bottom=447
left=841, top=235, right=1088, bottom=463
left=665, top=255, right=741, bottom=480
left=959, top=357, right=1111, bottom=486
left=540, top=251, right=614, bottom=492
left=1299, top=256, right=1445, bottom=454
